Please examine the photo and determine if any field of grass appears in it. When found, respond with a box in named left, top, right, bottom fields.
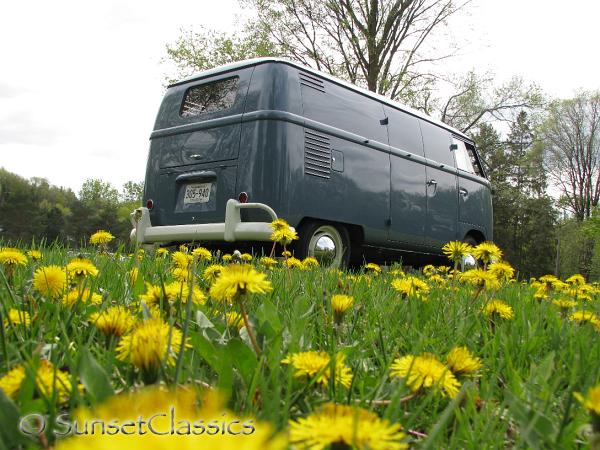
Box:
left=0, top=241, right=599, bottom=449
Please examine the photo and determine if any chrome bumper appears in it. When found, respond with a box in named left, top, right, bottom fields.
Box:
left=130, top=199, right=282, bottom=244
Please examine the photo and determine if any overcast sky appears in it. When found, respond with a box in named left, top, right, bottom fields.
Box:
left=1, top=0, right=599, bottom=194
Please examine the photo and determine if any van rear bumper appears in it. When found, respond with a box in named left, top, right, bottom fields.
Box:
left=130, top=199, right=281, bottom=244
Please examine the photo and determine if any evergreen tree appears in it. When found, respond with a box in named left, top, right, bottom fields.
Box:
left=473, top=115, right=556, bottom=278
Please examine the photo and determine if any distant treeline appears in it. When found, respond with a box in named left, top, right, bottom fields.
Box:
left=0, top=168, right=142, bottom=248
left=1, top=156, right=599, bottom=280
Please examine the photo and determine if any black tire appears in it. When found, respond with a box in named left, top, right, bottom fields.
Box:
left=294, top=221, right=351, bottom=268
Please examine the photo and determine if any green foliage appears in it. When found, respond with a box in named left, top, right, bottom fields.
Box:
left=473, top=115, right=556, bottom=278
left=0, top=168, right=142, bottom=248
left=0, top=250, right=599, bottom=448
left=164, top=24, right=279, bottom=84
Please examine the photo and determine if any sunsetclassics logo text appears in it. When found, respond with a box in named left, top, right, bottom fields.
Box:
left=19, top=406, right=256, bottom=437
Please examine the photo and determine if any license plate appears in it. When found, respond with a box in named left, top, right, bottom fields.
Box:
left=183, top=183, right=212, bottom=204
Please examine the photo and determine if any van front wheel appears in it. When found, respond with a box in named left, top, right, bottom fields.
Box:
left=295, top=222, right=350, bottom=269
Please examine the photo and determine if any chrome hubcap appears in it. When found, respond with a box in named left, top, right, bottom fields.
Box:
left=308, top=226, right=343, bottom=267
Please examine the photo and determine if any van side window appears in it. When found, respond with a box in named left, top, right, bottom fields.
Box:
left=465, top=142, right=485, bottom=178
left=384, top=106, right=424, bottom=156
left=419, top=120, right=453, bottom=166
left=180, top=77, right=239, bottom=118
left=452, top=138, right=475, bottom=173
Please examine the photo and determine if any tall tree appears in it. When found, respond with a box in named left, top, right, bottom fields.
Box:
left=543, top=91, right=600, bottom=221
left=473, top=117, right=555, bottom=278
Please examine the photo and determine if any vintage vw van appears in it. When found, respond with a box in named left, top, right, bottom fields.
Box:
left=130, top=58, right=492, bottom=266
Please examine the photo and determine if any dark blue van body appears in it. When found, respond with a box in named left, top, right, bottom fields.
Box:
left=133, top=58, right=492, bottom=265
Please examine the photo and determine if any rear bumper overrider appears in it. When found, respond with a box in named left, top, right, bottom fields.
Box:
left=130, top=199, right=284, bottom=244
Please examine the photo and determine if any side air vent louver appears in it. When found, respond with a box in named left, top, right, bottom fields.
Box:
left=304, top=129, right=331, bottom=179
left=299, top=71, right=325, bottom=92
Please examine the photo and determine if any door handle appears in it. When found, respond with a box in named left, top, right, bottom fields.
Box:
left=427, top=179, right=437, bottom=186
left=189, top=154, right=203, bottom=160
left=459, top=187, right=468, bottom=196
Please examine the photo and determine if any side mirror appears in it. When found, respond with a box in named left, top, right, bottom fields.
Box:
left=449, top=143, right=458, bottom=151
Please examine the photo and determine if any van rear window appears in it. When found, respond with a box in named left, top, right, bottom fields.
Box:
left=180, top=77, right=238, bottom=118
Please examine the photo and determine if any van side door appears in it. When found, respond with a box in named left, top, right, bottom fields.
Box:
left=453, top=137, right=492, bottom=240
left=419, top=121, right=459, bottom=247
left=384, top=105, right=427, bottom=247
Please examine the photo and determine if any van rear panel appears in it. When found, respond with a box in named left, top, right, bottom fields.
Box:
left=145, top=67, right=254, bottom=227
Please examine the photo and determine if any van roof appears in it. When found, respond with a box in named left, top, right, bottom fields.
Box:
left=170, top=57, right=471, bottom=141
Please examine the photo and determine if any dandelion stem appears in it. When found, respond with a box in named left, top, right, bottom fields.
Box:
left=237, top=296, right=261, bottom=355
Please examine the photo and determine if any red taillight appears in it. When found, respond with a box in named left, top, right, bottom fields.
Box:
left=146, top=199, right=154, bottom=210
left=238, top=192, right=249, bottom=203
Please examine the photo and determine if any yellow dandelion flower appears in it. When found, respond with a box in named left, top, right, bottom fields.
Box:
left=460, top=268, right=500, bottom=290
left=566, top=274, right=586, bottom=285
left=128, top=267, right=139, bottom=283
left=116, top=318, right=185, bottom=370
left=391, top=276, right=430, bottom=299
left=389, top=268, right=405, bottom=277
left=290, top=403, right=408, bottom=450
left=241, top=253, right=253, bottom=262
left=33, top=265, right=66, bottom=298
left=164, top=282, right=206, bottom=305
left=259, top=256, right=278, bottom=268
left=282, top=250, right=292, bottom=258
left=569, top=310, right=600, bottom=328
left=283, top=257, right=303, bottom=269
left=437, top=265, right=451, bottom=274
left=0, top=365, right=26, bottom=399
left=27, top=250, right=42, bottom=261
left=552, top=298, right=578, bottom=310
left=472, top=242, right=502, bottom=265
left=574, top=384, right=600, bottom=417
left=90, top=307, right=134, bottom=337
left=3, top=309, right=31, bottom=328
left=270, top=218, right=291, bottom=231
left=0, top=248, right=27, bottom=267
left=423, top=264, right=437, bottom=277
left=488, top=261, right=515, bottom=281
left=209, top=264, right=272, bottom=303
left=446, top=346, right=482, bottom=375
left=331, top=294, right=354, bottom=314
left=539, top=274, right=559, bottom=289
left=225, top=311, right=244, bottom=330
left=62, top=289, right=103, bottom=306
left=269, top=218, right=298, bottom=245
left=192, top=247, right=212, bottom=261
left=172, top=251, right=192, bottom=268
left=203, top=264, right=223, bottom=283
left=301, top=256, right=319, bottom=269
left=282, top=351, right=353, bottom=388
left=390, top=353, right=460, bottom=398
left=139, top=283, right=163, bottom=305
left=179, top=244, right=189, bottom=253
left=156, top=248, right=169, bottom=258
left=482, top=299, right=514, bottom=320
left=54, top=387, right=286, bottom=450
left=89, top=230, right=114, bottom=245
left=66, top=258, right=99, bottom=278
left=429, top=274, right=446, bottom=285
left=0, top=360, right=78, bottom=403
left=222, top=253, right=232, bottom=262
left=365, top=262, right=382, bottom=275
left=171, top=266, right=190, bottom=282
left=442, top=241, right=473, bottom=263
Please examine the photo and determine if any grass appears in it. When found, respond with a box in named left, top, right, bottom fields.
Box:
left=0, top=243, right=599, bottom=449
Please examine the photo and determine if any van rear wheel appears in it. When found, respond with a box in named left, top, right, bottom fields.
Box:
left=295, top=221, right=351, bottom=269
